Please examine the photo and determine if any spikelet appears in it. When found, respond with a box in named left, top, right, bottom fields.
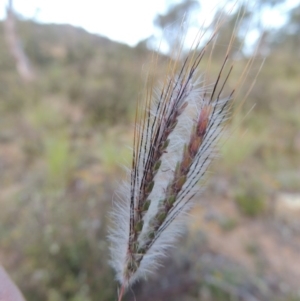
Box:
left=108, top=4, right=260, bottom=300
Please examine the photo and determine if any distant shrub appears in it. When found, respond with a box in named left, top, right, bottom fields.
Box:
left=235, top=180, right=266, bottom=217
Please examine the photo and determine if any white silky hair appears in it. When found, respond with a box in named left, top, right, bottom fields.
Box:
left=108, top=66, right=232, bottom=286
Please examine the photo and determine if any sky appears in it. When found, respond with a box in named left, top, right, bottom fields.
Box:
left=0, top=0, right=170, bottom=45
left=0, top=0, right=298, bottom=47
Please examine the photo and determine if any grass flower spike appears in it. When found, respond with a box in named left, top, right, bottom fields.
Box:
left=109, top=7, right=259, bottom=301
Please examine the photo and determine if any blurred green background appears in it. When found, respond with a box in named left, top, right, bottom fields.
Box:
left=0, top=0, right=300, bottom=300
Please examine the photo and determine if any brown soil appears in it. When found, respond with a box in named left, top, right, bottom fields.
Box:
left=190, top=196, right=300, bottom=291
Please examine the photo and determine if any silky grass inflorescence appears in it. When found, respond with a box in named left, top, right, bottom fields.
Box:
left=109, top=6, right=260, bottom=301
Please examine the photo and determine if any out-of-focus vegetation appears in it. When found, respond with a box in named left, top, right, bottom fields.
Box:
left=0, top=0, right=300, bottom=300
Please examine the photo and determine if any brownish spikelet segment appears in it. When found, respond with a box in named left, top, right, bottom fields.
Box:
left=196, top=104, right=211, bottom=137
left=188, top=135, right=202, bottom=157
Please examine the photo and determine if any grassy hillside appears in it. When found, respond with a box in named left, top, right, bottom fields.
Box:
left=0, top=17, right=299, bottom=301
